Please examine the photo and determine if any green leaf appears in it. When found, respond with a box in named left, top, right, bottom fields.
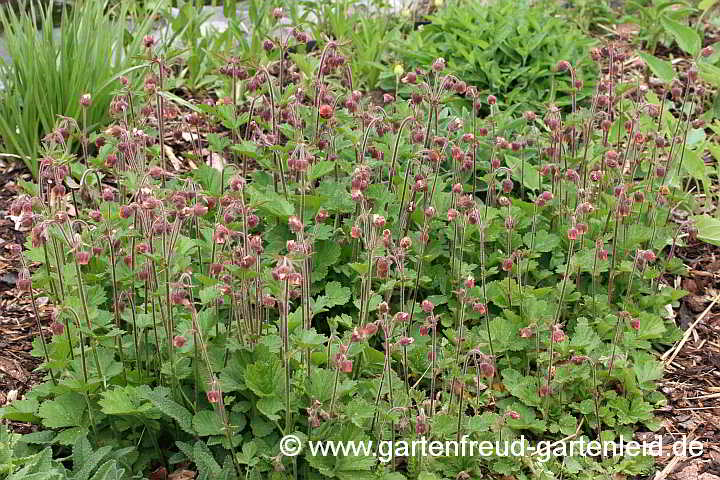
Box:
left=247, top=184, right=295, bottom=219
left=193, top=410, right=224, bottom=436
left=99, top=386, right=153, bottom=416
left=691, top=215, right=720, bottom=246
left=38, top=392, right=86, bottom=428
left=245, top=359, right=283, bottom=397
left=638, top=52, right=675, bottom=83
left=324, top=281, right=351, bottom=308
left=140, top=387, right=194, bottom=434
left=661, top=16, right=701, bottom=56
left=681, top=149, right=706, bottom=181
left=309, top=161, right=336, bottom=181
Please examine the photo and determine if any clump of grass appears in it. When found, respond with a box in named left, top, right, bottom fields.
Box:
left=0, top=0, right=158, bottom=177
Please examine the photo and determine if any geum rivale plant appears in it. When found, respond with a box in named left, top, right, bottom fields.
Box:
left=5, top=27, right=715, bottom=480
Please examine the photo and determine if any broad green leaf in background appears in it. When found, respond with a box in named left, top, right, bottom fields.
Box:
left=638, top=52, right=675, bottom=83
left=661, top=17, right=701, bottom=56
left=692, top=215, right=720, bottom=246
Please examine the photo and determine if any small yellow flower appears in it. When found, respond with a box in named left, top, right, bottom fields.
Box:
left=434, top=0, right=444, bottom=7
left=400, top=8, right=411, bottom=17
left=393, top=64, right=404, bottom=77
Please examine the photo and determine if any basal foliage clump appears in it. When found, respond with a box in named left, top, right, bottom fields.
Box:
left=2, top=17, right=716, bottom=480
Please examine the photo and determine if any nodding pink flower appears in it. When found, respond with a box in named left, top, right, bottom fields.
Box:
left=399, top=236, right=412, bottom=250
left=419, top=325, right=430, bottom=336
left=555, top=60, right=571, bottom=72
left=350, top=225, right=362, bottom=239
left=362, top=323, right=379, bottom=337
left=340, top=360, right=353, bottom=373
left=229, top=175, right=246, bottom=191
left=576, top=223, right=588, bottom=235
left=551, top=326, right=566, bottom=343
left=383, top=93, right=394, bottom=104
left=502, top=258, right=513, bottom=272
left=206, top=390, right=222, bottom=404
left=373, top=215, right=386, bottom=229
left=464, top=276, right=475, bottom=289
left=567, top=227, right=578, bottom=241
left=75, top=251, right=91, bottom=265
left=315, top=209, right=329, bottom=222
left=173, top=335, right=186, bottom=348
left=641, top=250, right=656, bottom=262
left=272, top=7, right=284, bottom=18
left=401, top=71, right=417, bottom=84
left=247, top=214, right=260, bottom=229
left=538, top=384, right=552, bottom=397
left=135, top=242, right=150, bottom=254
left=213, top=225, right=231, bottom=244
left=421, top=299, right=435, bottom=313
left=467, top=209, right=480, bottom=225
left=502, top=179, right=514, bottom=193
left=50, top=321, right=65, bottom=336
left=566, top=169, right=580, bottom=182
left=630, top=319, right=641, bottom=330
left=262, top=294, right=277, bottom=308
left=123, top=255, right=132, bottom=267
left=701, top=46, right=714, bottom=57
left=524, top=110, right=536, bottom=121
left=148, top=166, right=166, bottom=179
left=350, top=190, right=364, bottom=203
left=519, top=327, right=533, bottom=338
left=504, top=216, right=515, bottom=231
left=209, top=263, right=223, bottom=276
left=398, top=337, right=414, bottom=346
left=119, top=205, right=135, bottom=219
left=472, top=302, right=487, bottom=314
left=461, top=133, right=474, bottom=143
left=506, top=410, right=521, bottom=420
left=590, top=170, right=602, bottom=182
left=394, top=312, right=410, bottom=323
left=263, top=39, right=274, bottom=51
left=143, top=35, right=156, bottom=48
left=193, top=204, right=208, bottom=217
left=570, top=355, right=588, bottom=365
left=487, top=94, right=497, bottom=105
left=240, top=255, right=256, bottom=269
left=540, top=191, right=553, bottom=202
left=431, top=57, right=446, bottom=72
left=427, top=350, right=436, bottom=361
left=79, top=94, right=92, bottom=107
left=378, top=301, right=390, bottom=315
left=89, top=210, right=103, bottom=222
left=452, top=183, right=464, bottom=194
left=447, top=208, right=460, bottom=222
left=479, top=362, right=495, bottom=378
left=318, top=104, right=333, bottom=119
left=170, top=289, right=187, bottom=305
left=288, top=216, right=303, bottom=233
left=415, top=414, right=429, bottom=435
left=597, top=248, right=609, bottom=261
left=288, top=272, right=303, bottom=286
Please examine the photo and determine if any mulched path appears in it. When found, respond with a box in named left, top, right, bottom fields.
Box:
left=652, top=239, right=720, bottom=480
left=0, top=158, right=49, bottom=434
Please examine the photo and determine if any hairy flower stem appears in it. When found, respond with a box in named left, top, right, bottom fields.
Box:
left=478, top=225, right=494, bottom=360
left=282, top=278, right=292, bottom=433
left=27, top=282, right=57, bottom=384
left=545, top=237, right=575, bottom=406
left=73, top=256, right=106, bottom=389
